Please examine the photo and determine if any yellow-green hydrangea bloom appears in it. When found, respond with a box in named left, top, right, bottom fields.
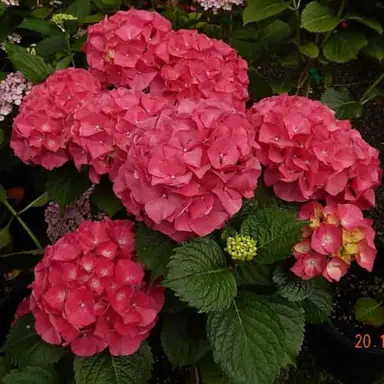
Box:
left=51, top=13, right=78, bottom=27
left=226, top=234, right=257, bottom=261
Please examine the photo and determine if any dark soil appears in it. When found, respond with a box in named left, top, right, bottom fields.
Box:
left=332, top=266, right=384, bottom=349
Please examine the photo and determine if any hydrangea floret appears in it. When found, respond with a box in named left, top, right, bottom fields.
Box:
left=226, top=234, right=257, bottom=261
left=291, top=201, right=377, bottom=282
left=30, top=218, right=164, bottom=357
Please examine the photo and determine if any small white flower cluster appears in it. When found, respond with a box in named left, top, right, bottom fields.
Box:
left=26, top=44, right=37, bottom=55
left=0, top=72, right=32, bottom=121
left=194, top=0, right=244, bottom=12
left=1, top=0, right=19, bottom=6
left=49, top=0, right=63, bottom=7
left=0, top=33, right=22, bottom=51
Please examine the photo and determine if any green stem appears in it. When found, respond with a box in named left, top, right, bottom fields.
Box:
left=65, top=32, right=75, bottom=67
left=320, top=0, right=346, bottom=48
left=359, top=72, right=384, bottom=103
left=2, top=200, right=43, bottom=249
left=0, top=249, right=44, bottom=258
left=292, top=0, right=301, bottom=43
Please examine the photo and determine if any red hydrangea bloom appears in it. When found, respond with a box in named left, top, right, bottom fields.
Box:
left=247, top=95, right=381, bottom=208
left=291, top=201, right=377, bottom=282
left=113, top=100, right=261, bottom=241
left=69, top=88, right=171, bottom=183
left=30, top=218, right=164, bottom=357
left=84, top=9, right=172, bottom=91
left=151, top=29, right=249, bottom=111
left=10, top=69, right=101, bottom=170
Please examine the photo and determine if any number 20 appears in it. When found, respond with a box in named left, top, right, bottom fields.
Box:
left=355, top=334, right=371, bottom=348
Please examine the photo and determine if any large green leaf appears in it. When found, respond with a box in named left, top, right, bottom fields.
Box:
left=273, top=263, right=314, bottom=302
left=36, top=35, right=67, bottom=57
left=66, top=0, right=91, bottom=21
left=240, top=207, right=305, bottom=264
left=18, top=18, right=62, bottom=36
left=301, top=1, right=339, bottom=32
left=355, top=298, right=384, bottom=328
left=321, top=88, right=363, bottom=119
left=46, top=164, right=91, bottom=208
left=92, top=178, right=124, bottom=217
left=302, top=278, right=332, bottom=324
left=207, top=291, right=286, bottom=384
left=362, top=35, right=384, bottom=62
left=345, top=13, right=383, bottom=35
left=2, top=367, right=57, bottom=384
left=5, top=43, right=53, bottom=84
left=135, top=223, right=176, bottom=279
left=3, top=314, right=66, bottom=368
left=235, top=262, right=274, bottom=286
left=161, top=310, right=209, bottom=367
left=259, top=20, right=291, bottom=47
left=267, top=297, right=305, bottom=366
left=165, top=238, right=237, bottom=312
left=297, top=41, right=319, bottom=58
left=243, top=0, right=289, bottom=24
left=323, top=30, right=368, bottom=63
left=74, top=344, right=152, bottom=384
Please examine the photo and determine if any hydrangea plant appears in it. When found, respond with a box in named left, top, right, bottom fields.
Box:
left=0, top=6, right=382, bottom=384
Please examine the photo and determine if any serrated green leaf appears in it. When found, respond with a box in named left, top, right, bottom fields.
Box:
left=362, top=35, right=384, bottom=62
left=3, top=314, right=66, bottom=368
left=240, top=207, right=304, bottom=264
left=31, top=8, right=52, bottom=19
left=355, top=298, right=384, bottom=328
left=135, top=223, right=176, bottom=278
left=302, top=278, right=332, bottom=324
left=297, top=41, right=319, bottom=58
left=235, top=262, right=273, bottom=286
left=74, top=344, right=152, bottom=384
left=92, top=178, right=123, bottom=217
left=273, top=264, right=313, bottom=301
left=280, top=50, right=301, bottom=69
left=301, top=1, right=339, bottom=32
left=259, top=20, right=291, bottom=46
left=243, top=0, right=289, bottom=24
left=267, top=297, right=305, bottom=366
left=321, top=87, right=363, bottom=119
left=5, top=43, right=53, bottom=84
left=198, top=353, right=232, bottom=384
left=18, top=18, right=62, bottom=36
left=161, top=310, right=209, bottom=367
left=83, top=13, right=105, bottom=23
left=2, top=366, right=57, bottom=384
left=324, top=72, right=333, bottom=89
left=271, top=77, right=295, bottom=94
left=36, top=35, right=67, bottom=57
left=345, top=13, right=383, bottom=34
left=46, top=164, right=91, bottom=208
left=165, top=238, right=237, bottom=313
left=323, top=30, right=368, bottom=63
left=207, top=291, right=286, bottom=384
left=230, top=28, right=261, bottom=60
left=66, top=0, right=91, bottom=21
left=362, top=87, right=384, bottom=104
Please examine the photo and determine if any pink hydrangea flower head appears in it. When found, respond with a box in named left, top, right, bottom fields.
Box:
left=12, top=296, right=31, bottom=326
left=68, top=88, right=172, bottom=183
left=11, top=68, right=101, bottom=170
left=84, top=9, right=172, bottom=90
left=291, top=252, right=328, bottom=280
left=152, top=29, right=249, bottom=111
left=113, top=99, right=261, bottom=241
left=30, top=218, right=164, bottom=357
left=291, top=201, right=377, bottom=282
left=248, top=94, right=382, bottom=208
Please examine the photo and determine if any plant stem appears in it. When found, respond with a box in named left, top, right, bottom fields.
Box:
left=65, top=33, right=75, bottom=67
left=359, top=72, right=384, bottom=103
left=0, top=249, right=44, bottom=258
left=292, top=0, right=301, bottom=43
left=2, top=200, right=43, bottom=249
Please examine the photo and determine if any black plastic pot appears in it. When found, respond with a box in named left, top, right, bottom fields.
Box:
left=307, top=323, right=384, bottom=384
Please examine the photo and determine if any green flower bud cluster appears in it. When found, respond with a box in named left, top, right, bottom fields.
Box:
left=226, top=234, right=257, bottom=261
left=51, top=13, right=78, bottom=27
